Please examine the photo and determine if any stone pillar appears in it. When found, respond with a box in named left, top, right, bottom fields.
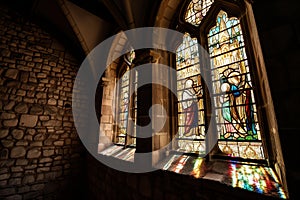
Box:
left=98, top=62, right=117, bottom=152
left=134, top=49, right=155, bottom=168
left=133, top=49, right=172, bottom=167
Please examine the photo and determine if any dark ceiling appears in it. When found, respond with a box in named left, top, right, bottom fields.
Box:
left=68, top=0, right=114, bottom=23
left=1, top=0, right=162, bottom=59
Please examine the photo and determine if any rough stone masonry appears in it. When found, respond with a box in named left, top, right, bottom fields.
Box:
left=0, top=7, right=85, bottom=200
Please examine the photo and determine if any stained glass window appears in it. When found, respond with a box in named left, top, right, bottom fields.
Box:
left=176, top=33, right=206, bottom=154
left=117, top=69, right=130, bottom=145
left=162, top=0, right=287, bottom=198
left=185, top=0, right=214, bottom=26
left=116, top=51, right=137, bottom=147
left=208, top=10, right=264, bottom=159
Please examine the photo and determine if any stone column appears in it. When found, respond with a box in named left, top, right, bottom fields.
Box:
left=133, top=49, right=173, bottom=167
left=98, top=62, right=117, bottom=152
left=134, top=49, right=156, bottom=168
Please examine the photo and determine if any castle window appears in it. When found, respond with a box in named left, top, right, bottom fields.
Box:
left=115, top=50, right=137, bottom=148
left=166, top=0, right=288, bottom=198
left=175, top=0, right=266, bottom=163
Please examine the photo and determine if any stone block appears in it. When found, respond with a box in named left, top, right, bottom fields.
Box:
left=3, top=119, right=18, bottom=127
left=4, top=101, right=15, bottom=110
left=0, top=173, right=10, bottom=180
left=37, top=167, right=50, bottom=173
left=30, top=105, right=43, bottom=114
left=0, top=112, right=16, bottom=119
left=0, top=129, right=9, bottom=139
left=10, top=147, right=26, bottom=158
left=12, top=129, right=24, bottom=140
left=39, top=158, right=53, bottom=163
left=42, top=120, right=61, bottom=127
left=16, top=140, right=29, bottom=146
left=43, top=149, right=54, bottom=157
left=11, top=166, right=23, bottom=172
left=14, top=103, right=28, bottom=113
left=37, top=73, right=47, bottom=78
left=22, top=175, right=35, bottom=184
left=53, top=140, right=64, bottom=146
left=19, top=114, right=38, bottom=127
left=30, top=141, right=43, bottom=147
left=5, top=69, right=18, bottom=79
left=27, top=148, right=41, bottom=158
left=16, top=159, right=28, bottom=166
left=48, top=98, right=57, bottom=105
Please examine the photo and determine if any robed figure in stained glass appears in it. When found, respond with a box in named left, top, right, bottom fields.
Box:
left=182, top=78, right=202, bottom=136
left=220, top=69, right=256, bottom=139
left=207, top=10, right=264, bottom=159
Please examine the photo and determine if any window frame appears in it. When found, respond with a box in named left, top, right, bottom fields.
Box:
left=172, top=0, right=278, bottom=165
left=113, top=55, right=137, bottom=148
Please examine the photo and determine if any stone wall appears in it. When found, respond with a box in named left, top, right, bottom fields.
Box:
left=0, top=7, right=85, bottom=200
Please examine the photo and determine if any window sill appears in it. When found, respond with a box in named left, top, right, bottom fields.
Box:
left=98, top=144, right=135, bottom=162
left=156, top=153, right=287, bottom=199
left=98, top=145, right=287, bottom=199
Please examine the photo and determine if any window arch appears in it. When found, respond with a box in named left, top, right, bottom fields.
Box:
left=176, top=0, right=266, bottom=161
left=171, top=0, right=288, bottom=197
left=98, top=49, right=137, bottom=162
left=208, top=10, right=264, bottom=159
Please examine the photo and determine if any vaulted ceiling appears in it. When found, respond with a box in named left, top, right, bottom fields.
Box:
left=1, top=0, right=162, bottom=60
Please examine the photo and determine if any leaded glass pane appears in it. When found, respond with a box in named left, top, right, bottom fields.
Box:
left=117, top=70, right=130, bottom=145
left=116, top=68, right=137, bottom=146
left=176, top=33, right=205, bottom=154
left=185, top=0, right=214, bottom=26
left=208, top=10, right=264, bottom=159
